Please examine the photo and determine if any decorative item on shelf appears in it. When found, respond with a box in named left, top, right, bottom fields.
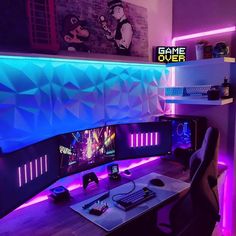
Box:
left=152, top=46, right=186, bottom=63
left=221, top=76, right=231, bottom=98
left=213, top=42, right=229, bottom=58
left=195, top=40, right=213, bottom=60
left=207, top=86, right=221, bottom=100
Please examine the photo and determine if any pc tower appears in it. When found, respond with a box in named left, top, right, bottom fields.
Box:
left=159, top=114, right=207, bottom=168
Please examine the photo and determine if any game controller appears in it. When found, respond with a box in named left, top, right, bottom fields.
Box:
left=83, top=172, right=99, bottom=189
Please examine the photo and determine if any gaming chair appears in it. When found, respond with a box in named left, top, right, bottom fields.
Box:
left=155, top=127, right=220, bottom=236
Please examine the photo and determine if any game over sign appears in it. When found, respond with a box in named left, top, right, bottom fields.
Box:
left=154, top=46, right=186, bottom=63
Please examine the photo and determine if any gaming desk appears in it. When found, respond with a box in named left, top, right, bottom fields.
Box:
left=0, top=158, right=226, bottom=236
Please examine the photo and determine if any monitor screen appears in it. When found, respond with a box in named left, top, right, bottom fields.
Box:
left=115, top=121, right=172, bottom=159
left=58, top=126, right=116, bottom=177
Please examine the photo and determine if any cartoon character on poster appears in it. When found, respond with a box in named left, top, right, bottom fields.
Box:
left=99, top=0, right=133, bottom=55
left=62, top=14, right=90, bottom=52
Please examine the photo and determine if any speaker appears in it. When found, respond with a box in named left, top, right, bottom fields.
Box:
left=48, top=186, right=70, bottom=201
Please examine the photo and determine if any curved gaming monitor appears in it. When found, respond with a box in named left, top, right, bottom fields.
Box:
left=58, top=125, right=116, bottom=177
left=0, top=121, right=171, bottom=219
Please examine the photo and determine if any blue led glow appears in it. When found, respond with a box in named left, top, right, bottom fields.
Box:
left=0, top=54, right=166, bottom=68
left=0, top=54, right=170, bottom=152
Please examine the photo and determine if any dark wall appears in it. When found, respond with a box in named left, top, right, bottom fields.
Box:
left=0, top=1, right=29, bottom=51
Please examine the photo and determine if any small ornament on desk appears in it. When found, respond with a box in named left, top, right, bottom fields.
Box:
left=89, top=202, right=108, bottom=216
left=48, top=186, right=70, bottom=202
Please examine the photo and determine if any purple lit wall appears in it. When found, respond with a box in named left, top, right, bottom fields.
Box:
left=173, top=0, right=236, bottom=60
left=173, top=0, right=236, bottom=36
left=173, top=1, right=236, bottom=234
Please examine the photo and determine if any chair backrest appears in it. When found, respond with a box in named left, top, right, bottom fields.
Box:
left=190, top=127, right=220, bottom=217
left=170, top=127, right=220, bottom=236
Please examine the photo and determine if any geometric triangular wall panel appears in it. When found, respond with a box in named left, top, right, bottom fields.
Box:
left=0, top=56, right=170, bottom=152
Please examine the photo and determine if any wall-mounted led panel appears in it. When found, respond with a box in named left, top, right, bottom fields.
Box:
left=17, top=155, right=48, bottom=187
left=130, top=132, right=159, bottom=148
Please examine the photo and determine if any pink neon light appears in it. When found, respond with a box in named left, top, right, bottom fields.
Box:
left=24, top=164, right=27, bottom=184
left=17, top=195, right=49, bottom=210
left=44, top=155, right=48, bottom=172
left=172, top=26, right=236, bottom=44
left=145, top=133, right=148, bottom=146
left=136, top=133, right=139, bottom=147
left=40, top=156, right=43, bottom=175
left=222, top=173, right=228, bottom=228
left=67, top=183, right=83, bottom=191
left=155, top=133, right=158, bottom=145
left=18, top=167, right=22, bottom=187
left=150, top=133, right=153, bottom=146
left=141, top=133, right=144, bottom=147
left=35, top=159, right=38, bottom=178
left=119, top=156, right=160, bottom=171
left=30, top=162, right=33, bottom=181
left=131, top=134, right=134, bottom=147
left=218, top=161, right=227, bottom=166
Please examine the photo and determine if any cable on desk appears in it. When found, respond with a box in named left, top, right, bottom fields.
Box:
left=111, top=180, right=136, bottom=202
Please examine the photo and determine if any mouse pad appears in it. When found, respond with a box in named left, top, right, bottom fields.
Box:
left=70, top=172, right=190, bottom=232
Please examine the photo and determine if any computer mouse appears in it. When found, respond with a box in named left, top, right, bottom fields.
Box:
left=149, top=178, right=165, bottom=187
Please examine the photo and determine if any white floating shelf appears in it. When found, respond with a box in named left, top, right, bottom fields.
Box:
left=165, top=97, right=233, bottom=105
left=166, top=57, right=235, bottom=67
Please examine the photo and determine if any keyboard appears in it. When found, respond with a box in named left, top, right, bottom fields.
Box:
left=114, top=187, right=156, bottom=211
